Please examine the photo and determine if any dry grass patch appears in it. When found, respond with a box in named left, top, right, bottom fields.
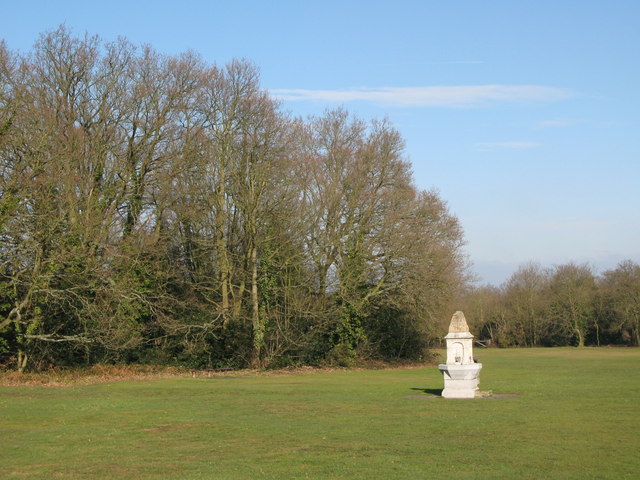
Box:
left=0, top=360, right=428, bottom=386
left=0, top=364, right=190, bottom=387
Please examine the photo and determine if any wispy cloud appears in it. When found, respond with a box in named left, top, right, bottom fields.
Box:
left=598, top=120, right=629, bottom=127
left=474, top=141, right=542, bottom=151
left=378, top=60, right=485, bottom=68
left=271, top=85, right=572, bottom=108
left=537, top=118, right=581, bottom=128
left=533, top=219, right=617, bottom=231
left=423, top=60, right=485, bottom=65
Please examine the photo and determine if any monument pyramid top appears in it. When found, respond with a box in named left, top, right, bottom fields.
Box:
left=448, top=311, right=470, bottom=333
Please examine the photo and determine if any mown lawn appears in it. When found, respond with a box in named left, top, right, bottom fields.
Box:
left=1, top=348, right=639, bottom=479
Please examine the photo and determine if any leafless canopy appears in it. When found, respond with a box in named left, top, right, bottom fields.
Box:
left=0, top=27, right=466, bottom=371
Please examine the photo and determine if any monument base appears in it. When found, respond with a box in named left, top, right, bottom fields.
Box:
left=438, top=363, right=482, bottom=399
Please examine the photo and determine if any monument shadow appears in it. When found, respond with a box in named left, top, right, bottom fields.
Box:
left=410, top=387, right=443, bottom=396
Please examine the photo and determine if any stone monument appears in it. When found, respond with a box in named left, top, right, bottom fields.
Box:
left=438, top=311, right=482, bottom=398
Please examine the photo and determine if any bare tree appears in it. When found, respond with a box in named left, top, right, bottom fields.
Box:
left=502, top=263, right=550, bottom=346
left=546, top=263, right=596, bottom=347
left=599, top=260, right=640, bottom=345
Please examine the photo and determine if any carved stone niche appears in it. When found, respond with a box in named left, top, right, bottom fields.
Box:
left=438, top=311, right=482, bottom=398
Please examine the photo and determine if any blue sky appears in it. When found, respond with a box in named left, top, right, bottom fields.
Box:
left=3, top=0, right=639, bottom=285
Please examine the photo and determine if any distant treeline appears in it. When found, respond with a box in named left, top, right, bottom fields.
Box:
left=461, top=261, right=640, bottom=347
left=0, top=27, right=466, bottom=371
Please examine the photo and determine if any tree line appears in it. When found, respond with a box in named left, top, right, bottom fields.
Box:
left=461, top=261, right=640, bottom=347
left=0, top=27, right=466, bottom=371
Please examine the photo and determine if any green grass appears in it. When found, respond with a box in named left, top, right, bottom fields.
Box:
left=1, top=348, right=639, bottom=479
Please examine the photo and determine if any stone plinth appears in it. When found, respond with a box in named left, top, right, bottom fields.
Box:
left=438, top=363, right=482, bottom=398
left=438, top=311, right=482, bottom=399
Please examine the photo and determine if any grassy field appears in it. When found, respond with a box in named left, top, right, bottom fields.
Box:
left=1, top=348, right=639, bottom=479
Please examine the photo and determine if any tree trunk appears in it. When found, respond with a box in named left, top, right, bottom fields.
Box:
left=250, top=242, right=263, bottom=366
left=215, top=167, right=230, bottom=324
left=17, top=350, right=28, bottom=373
